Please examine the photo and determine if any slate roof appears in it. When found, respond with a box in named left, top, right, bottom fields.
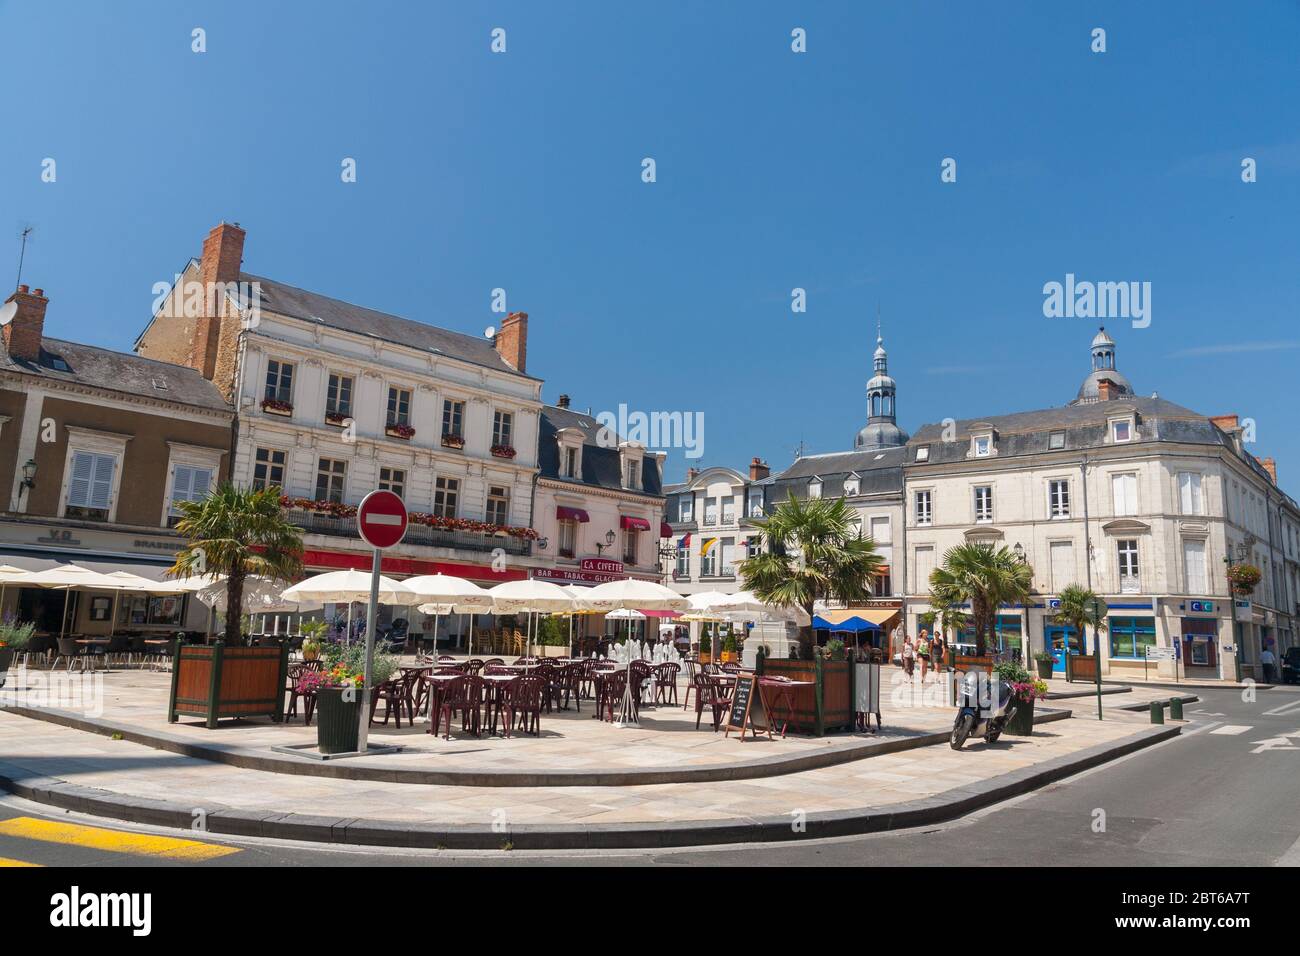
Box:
left=1, top=337, right=231, bottom=412
left=538, top=404, right=663, bottom=498
left=242, top=273, right=537, bottom=380
left=768, top=444, right=908, bottom=501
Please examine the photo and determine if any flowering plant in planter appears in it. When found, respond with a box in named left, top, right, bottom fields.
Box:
left=441, top=433, right=465, bottom=449
left=261, top=397, right=293, bottom=415
left=324, top=411, right=350, bottom=427
left=490, top=444, right=517, bottom=459
left=1227, top=563, right=1262, bottom=594
left=280, top=496, right=358, bottom=519
left=1008, top=678, right=1049, bottom=702
left=297, top=662, right=365, bottom=694
left=385, top=422, right=416, bottom=440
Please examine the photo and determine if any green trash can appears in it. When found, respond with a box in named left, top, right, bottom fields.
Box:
left=1170, top=697, right=1183, bottom=720
left=1150, top=701, right=1164, bottom=724
left=315, top=686, right=363, bottom=754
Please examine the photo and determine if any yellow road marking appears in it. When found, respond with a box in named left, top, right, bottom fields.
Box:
left=0, top=817, right=239, bottom=861
left=0, top=856, right=41, bottom=867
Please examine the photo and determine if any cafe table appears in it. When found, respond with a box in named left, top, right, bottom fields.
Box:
left=758, top=676, right=814, bottom=738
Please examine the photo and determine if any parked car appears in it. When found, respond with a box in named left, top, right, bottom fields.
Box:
left=1282, top=647, right=1300, bottom=685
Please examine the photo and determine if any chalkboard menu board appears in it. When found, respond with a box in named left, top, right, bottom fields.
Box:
left=724, top=672, right=768, bottom=738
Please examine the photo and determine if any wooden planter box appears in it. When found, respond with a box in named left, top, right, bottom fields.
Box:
left=168, top=640, right=289, bottom=728
left=1066, top=653, right=1098, bottom=683
left=756, top=656, right=854, bottom=736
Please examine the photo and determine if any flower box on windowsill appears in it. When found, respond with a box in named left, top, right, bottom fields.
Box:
left=441, top=433, right=465, bottom=450
left=385, top=423, right=416, bottom=440
left=324, top=411, right=351, bottom=427
left=261, top=398, right=293, bottom=417
left=490, top=444, right=517, bottom=460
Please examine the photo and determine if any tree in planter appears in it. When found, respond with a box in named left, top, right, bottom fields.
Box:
left=741, top=492, right=884, bottom=659
left=928, top=543, right=1033, bottom=657
left=1053, top=584, right=1108, bottom=658
left=167, top=484, right=304, bottom=645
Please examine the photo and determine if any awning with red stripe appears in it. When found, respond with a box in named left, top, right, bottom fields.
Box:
left=620, top=516, right=651, bottom=531
left=660, top=521, right=673, bottom=538
left=557, top=506, right=590, bottom=523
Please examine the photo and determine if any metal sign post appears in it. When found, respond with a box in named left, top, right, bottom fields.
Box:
left=355, top=490, right=408, bottom=753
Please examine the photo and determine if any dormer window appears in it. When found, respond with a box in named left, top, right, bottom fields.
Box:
left=808, top=478, right=823, bottom=500
left=557, top=427, right=585, bottom=480
left=1110, top=418, right=1133, bottom=443
left=1049, top=431, right=1066, bottom=450
left=973, top=435, right=991, bottom=457
left=618, top=442, right=644, bottom=491
left=915, top=446, right=930, bottom=462
left=843, top=474, right=860, bottom=497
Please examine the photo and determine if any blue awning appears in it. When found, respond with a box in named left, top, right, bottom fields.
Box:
left=813, top=615, right=881, bottom=632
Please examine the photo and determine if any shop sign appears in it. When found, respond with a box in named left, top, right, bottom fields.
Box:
left=1188, top=600, right=1215, bottom=613
left=1234, top=600, right=1253, bottom=623
left=580, top=558, right=623, bottom=575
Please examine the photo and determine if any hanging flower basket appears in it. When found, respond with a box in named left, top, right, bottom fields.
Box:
left=261, top=397, right=293, bottom=416
left=1227, top=564, right=1261, bottom=595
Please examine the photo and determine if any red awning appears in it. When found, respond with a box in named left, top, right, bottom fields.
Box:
left=557, top=506, right=590, bottom=523
left=660, top=521, right=673, bottom=538
left=620, top=516, right=651, bottom=531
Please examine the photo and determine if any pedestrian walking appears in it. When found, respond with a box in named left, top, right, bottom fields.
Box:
left=917, top=629, right=931, bottom=683
left=902, top=635, right=915, bottom=680
left=1261, top=646, right=1277, bottom=684
left=932, top=634, right=946, bottom=671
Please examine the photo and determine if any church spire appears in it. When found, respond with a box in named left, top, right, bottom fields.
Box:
left=854, top=312, right=910, bottom=449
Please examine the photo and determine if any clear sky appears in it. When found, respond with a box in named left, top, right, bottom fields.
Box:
left=4, top=1, right=1298, bottom=489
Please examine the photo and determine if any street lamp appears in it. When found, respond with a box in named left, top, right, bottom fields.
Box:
left=1224, top=542, right=1251, bottom=682
left=595, top=529, right=616, bottom=556
left=19, top=458, right=35, bottom=495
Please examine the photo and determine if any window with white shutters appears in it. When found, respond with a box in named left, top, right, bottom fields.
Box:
left=915, top=546, right=936, bottom=587
left=1111, top=474, right=1137, bottom=516
left=66, top=451, right=116, bottom=521
left=974, top=486, right=993, bottom=523
left=168, top=465, right=213, bottom=523
left=1048, top=479, right=1070, bottom=518
left=915, top=490, right=932, bottom=526
left=1178, top=472, right=1204, bottom=515
left=1183, top=539, right=1207, bottom=594
left=1049, top=540, right=1076, bottom=591
left=1117, top=539, right=1140, bottom=593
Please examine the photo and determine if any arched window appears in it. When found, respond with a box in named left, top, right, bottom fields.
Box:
left=883, top=395, right=893, bottom=417
left=871, top=393, right=882, bottom=417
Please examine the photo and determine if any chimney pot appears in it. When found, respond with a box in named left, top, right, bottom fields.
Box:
left=2, top=285, right=49, bottom=361
left=189, top=221, right=247, bottom=381
left=1261, top=457, right=1278, bottom=485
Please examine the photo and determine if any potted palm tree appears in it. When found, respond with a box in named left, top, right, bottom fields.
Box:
left=742, top=493, right=883, bottom=734
left=1053, top=585, right=1108, bottom=682
left=165, top=484, right=304, bottom=727
left=300, top=618, right=327, bottom=661
left=928, top=543, right=1033, bottom=658
left=698, top=632, right=712, bottom=664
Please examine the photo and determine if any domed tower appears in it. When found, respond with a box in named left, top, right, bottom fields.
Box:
left=855, top=327, right=910, bottom=449
left=1071, top=326, right=1136, bottom=404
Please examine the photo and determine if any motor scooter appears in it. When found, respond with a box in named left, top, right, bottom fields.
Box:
left=950, top=669, right=1017, bottom=750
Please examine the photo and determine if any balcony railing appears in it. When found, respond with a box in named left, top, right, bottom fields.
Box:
left=283, top=507, right=532, bottom=556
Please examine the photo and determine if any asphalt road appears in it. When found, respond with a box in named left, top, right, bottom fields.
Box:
left=1, top=684, right=1297, bottom=868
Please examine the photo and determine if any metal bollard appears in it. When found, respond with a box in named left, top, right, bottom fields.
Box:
left=1150, top=701, right=1165, bottom=724
left=1169, top=697, right=1183, bottom=720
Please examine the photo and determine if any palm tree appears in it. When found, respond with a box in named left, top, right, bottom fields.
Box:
left=1053, top=584, right=1108, bottom=658
left=740, top=492, right=884, bottom=657
left=928, top=543, right=1033, bottom=656
left=167, top=484, right=303, bottom=644
left=920, top=596, right=969, bottom=644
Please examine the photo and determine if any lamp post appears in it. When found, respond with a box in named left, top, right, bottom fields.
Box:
left=595, top=529, right=616, bottom=556
left=1012, top=542, right=1026, bottom=662
left=1084, top=595, right=1106, bottom=719
left=19, top=458, right=36, bottom=497
left=1224, top=542, right=1250, bottom=683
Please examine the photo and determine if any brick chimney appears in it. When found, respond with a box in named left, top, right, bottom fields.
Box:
left=494, top=311, right=528, bottom=373
left=1096, top=378, right=1119, bottom=402
left=187, top=222, right=246, bottom=384
left=2, top=285, right=48, bottom=362
left=1261, top=457, right=1278, bottom=485
left=557, top=393, right=570, bottom=409
left=1209, top=414, right=1239, bottom=434
left=749, top=456, right=770, bottom=481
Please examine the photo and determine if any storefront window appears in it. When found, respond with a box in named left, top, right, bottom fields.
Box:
left=116, top=594, right=187, bottom=627
left=1109, top=616, right=1156, bottom=658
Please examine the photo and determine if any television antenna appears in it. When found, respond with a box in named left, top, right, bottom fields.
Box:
left=15, top=225, right=33, bottom=291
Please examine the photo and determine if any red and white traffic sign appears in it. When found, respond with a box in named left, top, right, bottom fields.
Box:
left=357, top=490, right=407, bottom=550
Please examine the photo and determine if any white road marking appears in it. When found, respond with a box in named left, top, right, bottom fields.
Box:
left=1209, top=725, right=1252, bottom=736
left=1250, top=730, right=1300, bottom=754
left=1190, top=709, right=1225, bottom=716
left=1262, top=699, right=1300, bottom=717
left=1182, top=721, right=1223, bottom=736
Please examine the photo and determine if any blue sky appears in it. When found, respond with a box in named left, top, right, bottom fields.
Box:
left=4, top=1, right=1298, bottom=488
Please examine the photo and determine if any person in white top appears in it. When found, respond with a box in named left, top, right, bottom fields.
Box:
left=1260, top=646, right=1277, bottom=684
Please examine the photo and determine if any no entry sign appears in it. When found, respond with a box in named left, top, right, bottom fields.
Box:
left=357, top=490, right=407, bottom=549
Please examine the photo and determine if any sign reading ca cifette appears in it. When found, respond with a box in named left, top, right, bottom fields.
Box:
left=580, top=558, right=624, bottom=575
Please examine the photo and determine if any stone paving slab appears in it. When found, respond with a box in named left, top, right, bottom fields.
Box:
left=0, top=703, right=1179, bottom=849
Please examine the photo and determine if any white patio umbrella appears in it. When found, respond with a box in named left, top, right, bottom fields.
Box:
left=584, top=579, right=688, bottom=725
left=487, top=579, right=575, bottom=659
left=10, top=564, right=121, bottom=639
left=281, top=570, right=419, bottom=644
left=196, top=576, right=322, bottom=638
left=403, top=574, right=492, bottom=656
left=0, top=564, right=31, bottom=618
